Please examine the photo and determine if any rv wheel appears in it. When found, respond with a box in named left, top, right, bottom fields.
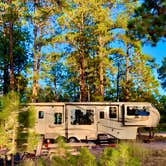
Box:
left=68, top=137, right=79, bottom=143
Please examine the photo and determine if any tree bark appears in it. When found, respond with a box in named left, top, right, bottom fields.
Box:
left=3, top=23, right=9, bottom=94
left=99, top=62, right=104, bottom=101
left=125, top=43, right=130, bottom=101
left=32, top=0, right=39, bottom=102
left=32, top=24, right=38, bottom=102
left=9, top=0, right=14, bottom=91
left=79, top=13, right=86, bottom=102
left=32, top=0, right=40, bottom=102
left=116, top=60, right=120, bottom=102
left=98, top=36, right=105, bottom=101
left=79, top=55, right=86, bottom=101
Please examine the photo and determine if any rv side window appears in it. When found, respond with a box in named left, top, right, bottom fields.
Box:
left=109, top=107, right=117, bottom=118
left=100, top=111, right=104, bottom=119
left=127, top=107, right=136, bottom=116
left=127, top=106, right=150, bottom=116
left=54, top=113, right=62, bottom=124
left=71, top=109, right=94, bottom=125
left=39, top=111, right=44, bottom=119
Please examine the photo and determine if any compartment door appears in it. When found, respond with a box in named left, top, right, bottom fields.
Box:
left=45, top=106, right=65, bottom=138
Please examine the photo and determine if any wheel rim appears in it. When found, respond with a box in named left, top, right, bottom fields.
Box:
left=69, top=137, right=77, bottom=143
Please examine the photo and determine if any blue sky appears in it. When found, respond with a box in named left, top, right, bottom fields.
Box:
left=142, top=41, right=166, bottom=95
left=142, top=41, right=166, bottom=65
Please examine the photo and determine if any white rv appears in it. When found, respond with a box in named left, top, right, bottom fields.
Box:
left=31, top=102, right=160, bottom=142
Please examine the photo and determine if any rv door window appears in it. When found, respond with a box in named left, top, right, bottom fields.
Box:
left=71, top=109, right=94, bottom=125
left=54, top=113, right=62, bottom=124
left=39, top=111, right=44, bottom=119
left=109, top=107, right=117, bottom=118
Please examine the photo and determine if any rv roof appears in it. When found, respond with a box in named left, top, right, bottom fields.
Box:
left=25, top=102, right=151, bottom=106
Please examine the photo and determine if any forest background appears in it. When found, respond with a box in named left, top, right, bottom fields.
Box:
left=0, top=0, right=165, bottom=122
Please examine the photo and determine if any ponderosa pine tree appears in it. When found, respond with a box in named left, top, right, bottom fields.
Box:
left=58, top=0, right=95, bottom=101
left=58, top=0, right=130, bottom=101
left=0, top=0, right=18, bottom=91
left=128, top=0, right=166, bottom=45
left=0, top=0, right=29, bottom=95
left=0, top=28, right=30, bottom=95
left=113, top=1, right=159, bottom=101
left=116, top=35, right=159, bottom=101
left=158, top=57, right=166, bottom=91
left=0, top=0, right=161, bottom=103
left=113, top=1, right=138, bottom=101
left=25, top=0, right=66, bottom=102
left=48, top=62, right=79, bottom=102
left=90, top=1, right=115, bottom=101
left=132, top=46, right=159, bottom=101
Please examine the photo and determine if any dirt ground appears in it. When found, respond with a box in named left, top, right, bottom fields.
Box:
left=141, top=140, right=166, bottom=166
left=138, top=133, right=166, bottom=166
left=143, top=141, right=166, bottom=150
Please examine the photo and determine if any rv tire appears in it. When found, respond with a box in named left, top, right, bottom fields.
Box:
left=68, top=137, right=79, bottom=143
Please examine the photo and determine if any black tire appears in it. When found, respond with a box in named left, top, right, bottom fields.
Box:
left=68, top=137, right=79, bottom=143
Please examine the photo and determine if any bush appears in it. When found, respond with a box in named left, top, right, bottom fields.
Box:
left=50, top=146, right=96, bottom=166
left=99, top=142, right=147, bottom=166
left=18, top=140, right=151, bottom=166
left=74, top=147, right=97, bottom=166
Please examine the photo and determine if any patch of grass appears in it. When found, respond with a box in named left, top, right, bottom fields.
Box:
left=127, top=141, right=150, bottom=161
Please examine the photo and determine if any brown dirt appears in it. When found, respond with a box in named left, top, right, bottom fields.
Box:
left=142, top=139, right=166, bottom=166
left=143, top=141, right=166, bottom=150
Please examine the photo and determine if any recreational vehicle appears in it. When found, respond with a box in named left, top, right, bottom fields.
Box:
left=29, top=102, right=160, bottom=142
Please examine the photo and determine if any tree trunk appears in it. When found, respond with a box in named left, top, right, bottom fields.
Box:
left=32, top=0, right=40, bottom=102
left=125, top=44, right=130, bottom=101
left=2, top=22, right=9, bottom=94
left=98, top=36, right=105, bottom=101
left=79, top=13, right=86, bottom=102
left=116, top=60, right=120, bottom=102
left=3, top=63, right=9, bottom=94
left=87, top=84, right=90, bottom=101
left=99, top=62, right=104, bottom=101
left=79, top=55, right=86, bottom=101
left=32, top=24, right=38, bottom=102
left=9, top=0, right=14, bottom=91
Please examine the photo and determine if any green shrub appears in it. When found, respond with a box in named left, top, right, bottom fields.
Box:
left=99, top=142, right=142, bottom=166
left=19, top=140, right=150, bottom=166
left=50, top=155, right=71, bottom=166
left=99, top=147, right=119, bottom=166
left=75, top=147, right=97, bottom=166
left=50, top=138, right=96, bottom=166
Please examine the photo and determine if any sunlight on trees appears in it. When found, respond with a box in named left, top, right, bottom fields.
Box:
left=0, top=0, right=165, bottom=138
